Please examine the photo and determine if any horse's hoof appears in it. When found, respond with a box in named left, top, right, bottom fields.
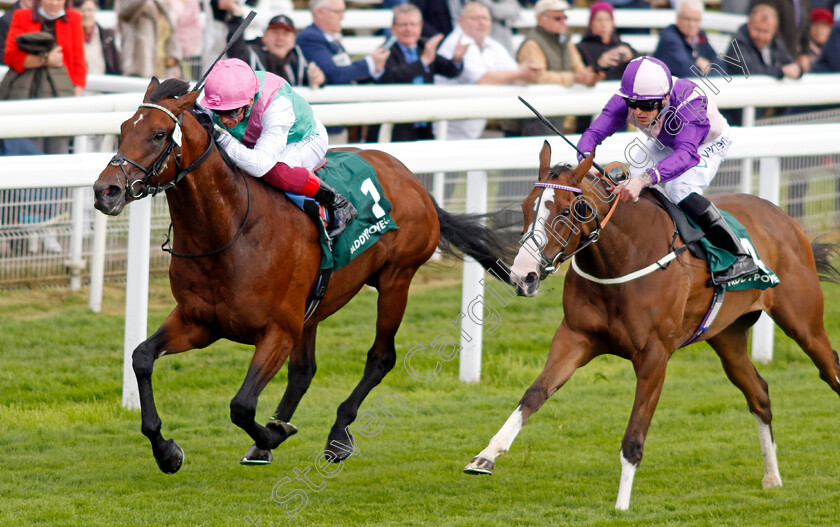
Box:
left=240, top=444, right=273, bottom=465
left=762, top=474, right=782, bottom=489
left=267, top=419, right=298, bottom=440
left=463, top=456, right=494, bottom=475
left=324, top=428, right=356, bottom=463
left=154, top=438, right=184, bottom=474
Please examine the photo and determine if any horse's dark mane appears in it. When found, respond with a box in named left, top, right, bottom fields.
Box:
left=150, top=78, right=191, bottom=103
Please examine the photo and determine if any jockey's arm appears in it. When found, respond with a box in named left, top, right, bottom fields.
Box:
left=216, top=99, right=295, bottom=177
left=654, top=121, right=706, bottom=184
left=577, top=94, right=628, bottom=162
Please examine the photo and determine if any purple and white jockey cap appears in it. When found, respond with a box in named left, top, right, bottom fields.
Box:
left=617, top=56, right=673, bottom=101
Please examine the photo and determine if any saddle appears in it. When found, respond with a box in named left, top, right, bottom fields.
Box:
left=642, top=187, right=778, bottom=292
left=642, top=187, right=707, bottom=261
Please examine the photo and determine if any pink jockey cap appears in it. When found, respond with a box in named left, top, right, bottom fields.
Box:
left=617, top=56, right=673, bottom=101
left=200, top=58, right=260, bottom=110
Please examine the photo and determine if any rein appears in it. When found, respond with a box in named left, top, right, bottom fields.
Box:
left=526, top=174, right=619, bottom=276
left=108, top=103, right=214, bottom=199
left=113, top=101, right=252, bottom=259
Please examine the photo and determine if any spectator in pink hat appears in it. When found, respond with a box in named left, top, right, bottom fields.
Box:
left=805, top=7, right=834, bottom=69
left=576, top=1, right=637, bottom=81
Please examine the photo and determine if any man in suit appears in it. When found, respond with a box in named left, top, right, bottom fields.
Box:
left=378, top=4, right=466, bottom=141
left=218, top=0, right=325, bottom=88
left=297, top=0, right=390, bottom=85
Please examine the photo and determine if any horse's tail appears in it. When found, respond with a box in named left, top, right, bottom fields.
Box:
left=432, top=198, right=515, bottom=284
left=812, top=239, right=840, bottom=284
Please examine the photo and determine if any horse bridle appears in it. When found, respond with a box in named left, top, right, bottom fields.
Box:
left=108, top=103, right=214, bottom=199
left=522, top=175, right=617, bottom=278
left=111, top=102, right=252, bottom=259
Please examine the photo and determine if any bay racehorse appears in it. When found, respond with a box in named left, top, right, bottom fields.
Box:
left=463, top=141, right=840, bottom=509
left=93, top=78, right=511, bottom=473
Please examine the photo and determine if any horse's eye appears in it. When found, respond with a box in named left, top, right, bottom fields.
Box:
left=561, top=207, right=571, bottom=216
left=154, top=130, right=166, bottom=140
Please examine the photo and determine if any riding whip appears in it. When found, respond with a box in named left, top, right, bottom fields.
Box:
left=518, top=96, right=608, bottom=178
left=192, top=10, right=258, bottom=93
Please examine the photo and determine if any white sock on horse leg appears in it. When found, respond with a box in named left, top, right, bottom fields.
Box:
left=476, top=406, right=524, bottom=461
left=615, top=450, right=637, bottom=510
left=754, top=413, right=782, bottom=488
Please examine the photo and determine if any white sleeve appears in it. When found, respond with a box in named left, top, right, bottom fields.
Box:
left=216, top=98, right=295, bottom=177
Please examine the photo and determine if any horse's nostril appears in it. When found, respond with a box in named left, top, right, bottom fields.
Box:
left=103, top=185, right=121, bottom=198
left=524, top=272, right=538, bottom=286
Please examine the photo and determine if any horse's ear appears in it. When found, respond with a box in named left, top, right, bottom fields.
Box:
left=571, top=149, right=595, bottom=183
left=172, top=90, right=201, bottom=114
left=143, top=77, right=160, bottom=103
left=538, top=140, right=551, bottom=182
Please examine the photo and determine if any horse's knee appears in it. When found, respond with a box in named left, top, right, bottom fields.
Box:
left=518, top=385, right=549, bottom=414
left=621, top=438, right=644, bottom=466
left=230, top=396, right=256, bottom=428
left=132, top=344, right=156, bottom=378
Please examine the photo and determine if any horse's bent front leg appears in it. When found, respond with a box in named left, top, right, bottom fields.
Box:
left=615, top=342, right=670, bottom=510
left=230, top=328, right=297, bottom=454
left=241, top=326, right=317, bottom=465
left=464, top=324, right=596, bottom=475
left=134, top=310, right=215, bottom=473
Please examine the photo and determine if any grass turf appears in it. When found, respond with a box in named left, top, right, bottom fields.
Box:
left=1, top=262, right=839, bottom=526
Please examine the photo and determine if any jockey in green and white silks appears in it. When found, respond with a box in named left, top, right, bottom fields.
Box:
left=201, top=58, right=356, bottom=238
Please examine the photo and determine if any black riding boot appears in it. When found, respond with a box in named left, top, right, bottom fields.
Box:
left=678, top=192, right=759, bottom=284
left=313, top=180, right=358, bottom=239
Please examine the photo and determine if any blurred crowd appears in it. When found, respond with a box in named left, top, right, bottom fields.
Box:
left=2, top=0, right=839, bottom=146
left=1, top=0, right=839, bottom=252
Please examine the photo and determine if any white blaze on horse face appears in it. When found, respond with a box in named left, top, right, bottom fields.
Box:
left=475, top=406, right=524, bottom=461
left=753, top=413, right=782, bottom=488
left=510, top=189, right=554, bottom=282
left=133, top=114, right=144, bottom=126
left=615, top=450, right=637, bottom=510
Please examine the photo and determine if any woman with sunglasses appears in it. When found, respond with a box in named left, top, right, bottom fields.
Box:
left=201, top=58, right=356, bottom=238
left=577, top=56, right=758, bottom=285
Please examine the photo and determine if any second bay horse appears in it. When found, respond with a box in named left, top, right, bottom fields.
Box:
left=464, top=141, right=840, bottom=509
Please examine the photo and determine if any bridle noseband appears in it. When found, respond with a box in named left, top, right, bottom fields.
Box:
left=523, top=176, right=617, bottom=278
left=110, top=101, right=251, bottom=259
left=108, top=103, right=213, bottom=199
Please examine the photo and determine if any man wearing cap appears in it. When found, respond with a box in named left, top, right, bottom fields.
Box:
left=219, top=0, right=325, bottom=88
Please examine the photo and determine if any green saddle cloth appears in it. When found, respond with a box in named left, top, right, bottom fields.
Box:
left=688, top=211, right=779, bottom=291
left=314, top=151, right=398, bottom=270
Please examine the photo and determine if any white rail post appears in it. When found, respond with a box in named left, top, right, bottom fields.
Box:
left=89, top=135, right=115, bottom=312
left=459, top=169, right=487, bottom=383
left=69, top=186, right=87, bottom=290
left=68, top=136, right=90, bottom=291
left=430, top=121, right=448, bottom=262
left=752, top=156, right=780, bottom=363
left=739, top=106, right=755, bottom=194
left=122, top=198, right=151, bottom=410
left=89, top=212, right=108, bottom=312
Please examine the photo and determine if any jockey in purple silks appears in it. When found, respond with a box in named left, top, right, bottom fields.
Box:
left=577, top=55, right=758, bottom=284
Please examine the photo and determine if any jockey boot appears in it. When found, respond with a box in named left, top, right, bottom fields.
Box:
left=678, top=192, right=759, bottom=284
left=313, top=180, right=358, bottom=239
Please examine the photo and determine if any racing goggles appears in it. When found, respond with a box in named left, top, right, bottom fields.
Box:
left=625, top=98, right=663, bottom=112
left=212, top=105, right=248, bottom=119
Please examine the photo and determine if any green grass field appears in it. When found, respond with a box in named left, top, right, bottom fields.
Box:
left=2, top=262, right=840, bottom=526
